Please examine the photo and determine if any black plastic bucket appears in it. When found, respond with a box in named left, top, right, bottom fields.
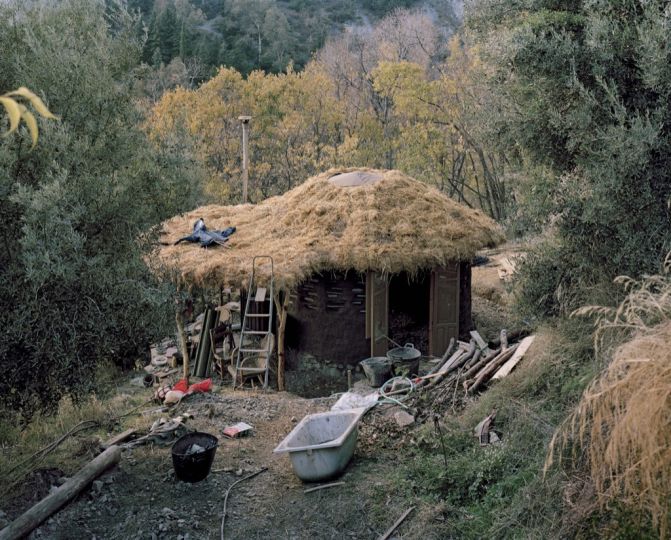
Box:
left=360, top=357, right=392, bottom=386
left=387, top=343, right=421, bottom=377
left=171, top=432, right=218, bottom=483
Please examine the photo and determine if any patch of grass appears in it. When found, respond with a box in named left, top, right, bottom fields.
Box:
left=391, top=320, right=604, bottom=538
left=0, top=365, right=152, bottom=507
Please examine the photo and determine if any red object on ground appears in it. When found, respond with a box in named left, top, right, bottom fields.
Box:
left=172, top=378, right=212, bottom=394
left=172, top=379, right=189, bottom=393
left=188, top=379, right=212, bottom=394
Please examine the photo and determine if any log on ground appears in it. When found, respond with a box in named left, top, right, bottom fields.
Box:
left=0, top=445, right=122, bottom=540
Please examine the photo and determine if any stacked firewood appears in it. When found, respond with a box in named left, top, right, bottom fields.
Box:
left=411, top=329, right=534, bottom=414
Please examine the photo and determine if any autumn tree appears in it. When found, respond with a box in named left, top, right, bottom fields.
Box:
left=147, top=64, right=344, bottom=202
left=370, top=40, right=507, bottom=220
left=147, top=8, right=507, bottom=221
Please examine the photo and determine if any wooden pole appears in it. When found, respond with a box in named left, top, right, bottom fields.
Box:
left=378, top=506, right=415, bottom=540
left=461, top=347, right=501, bottom=382
left=0, top=446, right=121, bottom=540
left=275, top=291, right=288, bottom=392
left=303, top=481, right=345, bottom=494
left=175, top=309, right=190, bottom=383
left=239, top=115, right=251, bottom=204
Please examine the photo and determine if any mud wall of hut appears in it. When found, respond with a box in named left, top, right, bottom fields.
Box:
left=285, top=272, right=368, bottom=364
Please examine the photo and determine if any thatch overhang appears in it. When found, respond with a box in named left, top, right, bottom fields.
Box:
left=151, top=168, right=505, bottom=291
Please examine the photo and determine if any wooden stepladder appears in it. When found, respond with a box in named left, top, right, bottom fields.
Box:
left=232, top=256, right=275, bottom=389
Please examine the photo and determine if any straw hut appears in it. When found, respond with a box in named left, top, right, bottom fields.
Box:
left=154, top=168, right=504, bottom=389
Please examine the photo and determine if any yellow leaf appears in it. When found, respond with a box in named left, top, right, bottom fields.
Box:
left=18, top=105, right=39, bottom=147
left=0, top=96, right=21, bottom=135
left=6, top=87, right=58, bottom=119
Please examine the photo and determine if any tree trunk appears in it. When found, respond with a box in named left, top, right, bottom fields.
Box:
left=0, top=446, right=121, bottom=540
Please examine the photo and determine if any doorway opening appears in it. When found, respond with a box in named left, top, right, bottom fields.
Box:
left=388, top=271, right=430, bottom=355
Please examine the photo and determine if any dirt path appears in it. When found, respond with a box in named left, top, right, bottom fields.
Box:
left=24, top=388, right=418, bottom=540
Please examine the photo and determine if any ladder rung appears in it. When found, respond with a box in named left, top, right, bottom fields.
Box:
left=240, top=348, right=270, bottom=353
left=245, top=313, right=270, bottom=318
left=242, top=331, right=268, bottom=335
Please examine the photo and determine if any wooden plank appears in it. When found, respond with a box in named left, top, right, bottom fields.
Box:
left=369, top=272, right=388, bottom=357
left=429, top=264, right=459, bottom=356
left=254, top=287, right=267, bottom=302
left=492, top=335, right=535, bottom=380
left=444, top=341, right=474, bottom=372
left=434, top=349, right=464, bottom=375
left=101, top=429, right=137, bottom=449
left=469, top=331, right=489, bottom=352
left=0, top=446, right=121, bottom=540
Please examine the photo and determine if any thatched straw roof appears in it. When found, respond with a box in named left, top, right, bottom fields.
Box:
left=153, top=168, right=504, bottom=290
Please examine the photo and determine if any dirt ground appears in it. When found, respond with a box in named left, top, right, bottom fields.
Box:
left=14, top=387, right=430, bottom=540
left=4, top=247, right=523, bottom=540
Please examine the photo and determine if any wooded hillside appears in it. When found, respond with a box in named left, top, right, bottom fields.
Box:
left=130, top=0, right=462, bottom=78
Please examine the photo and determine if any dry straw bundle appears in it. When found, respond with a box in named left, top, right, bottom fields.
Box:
left=152, top=168, right=504, bottom=290
left=547, top=253, right=671, bottom=536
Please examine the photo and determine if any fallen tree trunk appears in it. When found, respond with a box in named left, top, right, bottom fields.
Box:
left=0, top=446, right=122, bottom=540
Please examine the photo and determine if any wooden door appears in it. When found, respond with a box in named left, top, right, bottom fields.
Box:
left=429, top=264, right=460, bottom=356
left=367, top=271, right=389, bottom=357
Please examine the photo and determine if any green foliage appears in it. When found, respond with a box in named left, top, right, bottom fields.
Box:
left=467, top=0, right=671, bottom=312
left=0, top=0, right=202, bottom=417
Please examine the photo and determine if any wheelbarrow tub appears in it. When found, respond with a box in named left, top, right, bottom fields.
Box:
left=273, top=408, right=366, bottom=482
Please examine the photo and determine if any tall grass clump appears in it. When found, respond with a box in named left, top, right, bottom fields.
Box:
left=547, top=253, right=671, bottom=536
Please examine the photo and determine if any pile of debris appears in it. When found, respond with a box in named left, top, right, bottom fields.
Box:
left=410, top=329, right=535, bottom=417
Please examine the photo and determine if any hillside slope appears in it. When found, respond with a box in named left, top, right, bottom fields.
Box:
left=130, top=0, right=463, bottom=76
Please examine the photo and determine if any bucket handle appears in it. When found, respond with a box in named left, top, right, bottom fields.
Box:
left=404, top=343, right=415, bottom=349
